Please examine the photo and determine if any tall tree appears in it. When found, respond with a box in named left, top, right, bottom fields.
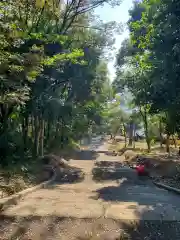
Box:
left=0, top=0, right=119, bottom=165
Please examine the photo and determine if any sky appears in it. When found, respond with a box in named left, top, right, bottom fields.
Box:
left=95, top=0, right=133, bottom=81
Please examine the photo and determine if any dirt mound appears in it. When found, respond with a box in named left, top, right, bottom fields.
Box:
left=134, top=155, right=180, bottom=181
left=117, top=148, right=127, bottom=156
left=152, top=160, right=180, bottom=178
left=123, top=150, right=138, bottom=162
left=56, top=167, right=85, bottom=183
left=40, top=154, right=69, bottom=168
left=95, top=161, right=123, bottom=168
left=40, top=154, right=85, bottom=183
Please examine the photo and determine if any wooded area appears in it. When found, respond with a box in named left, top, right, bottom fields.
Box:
left=2, top=1, right=180, bottom=238
left=112, top=0, right=180, bottom=153
left=0, top=0, right=121, bottom=166
left=1, top=0, right=180, bottom=167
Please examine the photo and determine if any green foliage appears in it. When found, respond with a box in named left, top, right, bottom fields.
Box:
left=114, top=0, right=180, bottom=151
left=0, top=0, right=117, bottom=165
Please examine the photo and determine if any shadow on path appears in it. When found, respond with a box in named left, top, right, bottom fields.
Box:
left=92, top=160, right=136, bottom=182
left=94, top=177, right=180, bottom=221
left=70, top=150, right=100, bottom=161
left=1, top=214, right=180, bottom=239
left=2, top=138, right=180, bottom=239
left=95, top=161, right=124, bottom=168
left=80, top=137, right=106, bottom=150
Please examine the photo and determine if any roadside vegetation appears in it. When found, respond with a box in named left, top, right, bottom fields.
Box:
left=2, top=1, right=180, bottom=239
left=1, top=0, right=180, bottom=204
left=99, top=0, right=180, bottom=190
left=0, top=0, right=120, bottom=197
left=113, top=0, right=180, bottom=154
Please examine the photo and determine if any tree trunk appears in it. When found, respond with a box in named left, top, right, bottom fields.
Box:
left=166, top=133, right=170, bottom=154
left=172, top=135, right=177, bottom=148
left=112, top=126, right=120, bottom=140
left=22, top=115, right=29, bottom=152
left=55, top=122, right=59, bottom=139
left=122, top=123, right=127, bottom=147
left=159, top=119, right=163, bottom=147
left=128, top=122, right=133, bottom=146
left=39, top=118, right=45, bottom=157
left=60, top=119, right=64, bottom=149
left=140, top=106, right=151, bottom=152
left=144, top=118, right=151, bottom=152
left=33, top=115, right=40, bottom=158
left=46, top=120, right=51, bottom=143
left=31, top=116, right=35, bottom=142
left=133, top=127, right=136, bottom=149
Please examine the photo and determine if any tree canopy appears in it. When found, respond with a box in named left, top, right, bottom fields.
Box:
left=0, top=0, right=121, bottom=165
left=114, top=0, right=180, bottom=151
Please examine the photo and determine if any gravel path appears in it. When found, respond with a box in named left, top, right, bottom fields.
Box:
left=1, top=137, right=180, bottom=239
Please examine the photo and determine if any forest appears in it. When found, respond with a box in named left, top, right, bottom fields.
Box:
left=0, top=0, right=121, bottom=166
left=1, top=1, right=180, bottom=237
left=1, top=0, right=180, bottom=167
left=112, top=0, right=180, bottom=153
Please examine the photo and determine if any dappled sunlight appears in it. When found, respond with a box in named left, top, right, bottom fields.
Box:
left=1, top=214, right=180, bottom=239
left=94, top=177, right=180, bottom=220
left=1, top=0, right=180, bottom=237
left=2, top=139, right=180, bottom=239
left=69, top=150, right=100, bottom=161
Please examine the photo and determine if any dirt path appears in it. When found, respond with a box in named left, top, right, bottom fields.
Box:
left=1, top=138, right=180, bottom=239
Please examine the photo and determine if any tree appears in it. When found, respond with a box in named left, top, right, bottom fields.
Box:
left=114, top=1, right=168, bottom=151
left=127, top=110, right=142, bottom=148
left=0, top=0, right=118, bottom=165
left=114, top=51, right=152, bottom=151
left=128, top=0, right=180, bottom=152
left=102, top=95, right=130, bottom=146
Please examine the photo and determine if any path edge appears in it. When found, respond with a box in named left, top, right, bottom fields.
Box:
left=153, top=181, right=180, bottom=195
left=0, top=166, right=56, bottom=212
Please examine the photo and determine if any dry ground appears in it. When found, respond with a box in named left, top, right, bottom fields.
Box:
left=1, top=138, right=180, bottom=239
